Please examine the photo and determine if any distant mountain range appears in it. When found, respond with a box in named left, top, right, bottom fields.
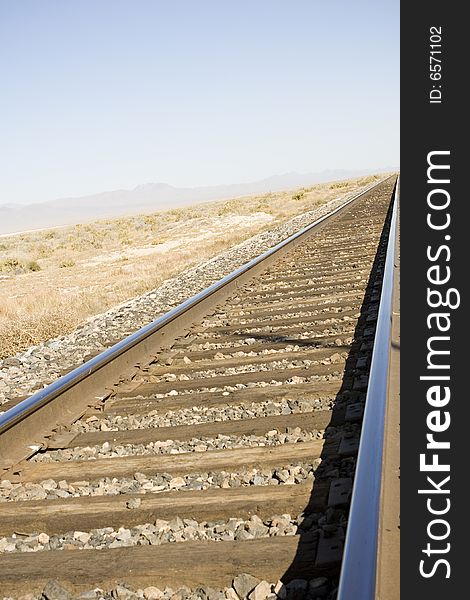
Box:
left=0, top=168, right=394, bottom=235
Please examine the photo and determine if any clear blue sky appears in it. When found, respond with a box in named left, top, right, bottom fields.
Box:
left=0, top=0, right=399, bottom=205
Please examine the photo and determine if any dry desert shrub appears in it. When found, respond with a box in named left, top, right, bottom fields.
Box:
left=0, top=294, right=91, bottom=358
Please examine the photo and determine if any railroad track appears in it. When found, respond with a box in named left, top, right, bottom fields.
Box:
left=0, top=177, right=398, bottom=600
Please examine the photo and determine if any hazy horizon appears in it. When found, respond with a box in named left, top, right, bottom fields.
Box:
left=0, top=1, right=399, bottom=205
left=0, top=167, right=393, bottom=234
left=3, top=165, right=396, bottom=207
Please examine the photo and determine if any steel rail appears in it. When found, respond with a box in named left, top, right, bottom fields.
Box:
left=336, top=176, right=399, bottom=600
left=0, top=177, right=390, bottom=438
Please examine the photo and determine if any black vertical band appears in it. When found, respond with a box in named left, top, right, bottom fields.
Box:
left=401, top=3, right=466, bottom=596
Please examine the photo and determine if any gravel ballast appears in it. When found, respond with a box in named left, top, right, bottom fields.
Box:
left=0, top=574, right=337, bottom=599
left=0, top=508, right=348, bottom=555
left=0, top=462, right=320, bottom=503
left=68, top=397, right=335, bottom=433
left=0, top=452, right=356, bottom=503
left=30, top=428, right=324, bottom=463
